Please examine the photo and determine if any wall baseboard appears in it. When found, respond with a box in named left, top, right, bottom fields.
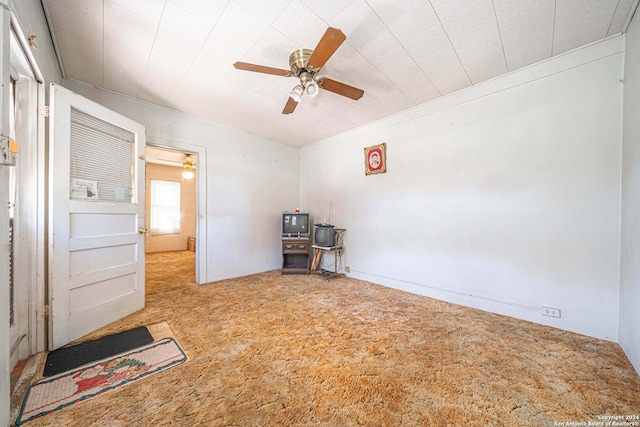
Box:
left=347, top=269, right=617, bottom=343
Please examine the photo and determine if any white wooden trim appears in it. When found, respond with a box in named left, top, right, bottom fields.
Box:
left=70, top=263, right=138, bottom=289
left=35, top=81, right=46, bottom=354
left=49, top=84, right=72, bottom=347
left=70, top=234, right=138, bottom=251
left=69, top=199, right=138, bottom=214
left=12, top=74, right=38, bottom=364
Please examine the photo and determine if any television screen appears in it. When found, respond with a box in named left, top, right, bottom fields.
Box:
left=315, top=225, right=335, bottom=247
left=282, top=213, right=310, bottom=237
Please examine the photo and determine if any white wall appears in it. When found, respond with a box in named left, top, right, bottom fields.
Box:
left=64, top=79, right=300, bottom=282
left=301, top=37, right=625, bottom=342
left=620, top=10, right=640, bottom=373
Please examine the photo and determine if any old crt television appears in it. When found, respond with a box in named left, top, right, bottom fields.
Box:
left=314, top=224, right=336, bottom=247
left=282, top=213, right=310, bottom=238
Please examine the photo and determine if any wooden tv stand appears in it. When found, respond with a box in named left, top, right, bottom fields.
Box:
left=281, top=237, right=311, bottom=274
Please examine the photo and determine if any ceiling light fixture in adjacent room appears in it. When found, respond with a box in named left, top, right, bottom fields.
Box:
left=182, top=155, right=195, bottom=179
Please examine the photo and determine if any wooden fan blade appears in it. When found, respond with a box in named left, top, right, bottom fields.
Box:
left=318, top=78, right=364, bottom=100
left=233, top=62, right=292, bottom=77
left=307, top=27, right=346, bottom=70
left=282, top=97, right=298, bottom=114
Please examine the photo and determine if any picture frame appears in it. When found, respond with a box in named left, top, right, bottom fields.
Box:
left=364, top=142, right=386, bottom=175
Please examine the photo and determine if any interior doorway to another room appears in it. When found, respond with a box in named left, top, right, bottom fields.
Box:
left=145, top=146, right=199, bottom=281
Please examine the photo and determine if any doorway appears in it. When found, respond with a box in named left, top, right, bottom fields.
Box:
left=145, top=145, right=204, bottom=283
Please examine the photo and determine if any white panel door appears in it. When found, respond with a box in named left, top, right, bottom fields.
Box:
left=49, top=84, right=146, bottom=350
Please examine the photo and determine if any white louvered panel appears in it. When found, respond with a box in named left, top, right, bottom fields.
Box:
left=70, top=108, right=134, bottom=202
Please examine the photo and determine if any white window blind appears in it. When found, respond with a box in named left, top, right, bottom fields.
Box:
left=70, top=108, right=135, bottom=202
left=150, top=180, right=181, bottom=235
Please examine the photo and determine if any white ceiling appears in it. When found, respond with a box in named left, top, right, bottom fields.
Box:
left=42, top=0, right=638, bottom=147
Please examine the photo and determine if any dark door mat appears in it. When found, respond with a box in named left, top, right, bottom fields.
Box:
left=43, top=326, right=154, bottom=377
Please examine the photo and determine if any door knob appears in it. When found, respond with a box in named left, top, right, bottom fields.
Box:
left=138, top=227, right=149, bottom=234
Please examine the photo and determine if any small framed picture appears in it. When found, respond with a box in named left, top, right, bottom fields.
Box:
left=364, top=143, right=386, bottom=175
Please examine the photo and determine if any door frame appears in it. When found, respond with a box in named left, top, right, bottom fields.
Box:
left=146, top=138, right=207, bottom=284
left=9, top=65, right=37, bottom=368
left=1, top=9, right=46, bottom=424
left=8, top=12, right=47, bottom=361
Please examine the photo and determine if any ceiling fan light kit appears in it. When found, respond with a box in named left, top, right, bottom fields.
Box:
left=305, top=79, right=320, bottom=98
left=289, top=85, right=304, bottom=103
left=233, top=27, right=364, bottom=114
left=292, top=69, right=320, bottom=100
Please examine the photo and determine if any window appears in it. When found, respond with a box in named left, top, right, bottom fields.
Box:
left=150, top=180, right=181, bottom=234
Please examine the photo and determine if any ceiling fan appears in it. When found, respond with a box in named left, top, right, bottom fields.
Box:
left=233, top=27, right=364, bottom=114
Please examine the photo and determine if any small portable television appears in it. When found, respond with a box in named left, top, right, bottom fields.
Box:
left=282, top=212, right=310, bottom=238
left=314, top=224, right=336, bottom=247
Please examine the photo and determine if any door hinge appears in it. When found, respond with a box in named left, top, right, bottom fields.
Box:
left=44, top=304, right=49, bottom=318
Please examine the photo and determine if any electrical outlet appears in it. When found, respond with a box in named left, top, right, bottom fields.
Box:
left=345, top=266, right=351, bottom=273
left=541, top=306, right=561, bottom=318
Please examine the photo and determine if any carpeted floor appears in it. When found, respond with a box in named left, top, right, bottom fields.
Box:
left=12, top=251, right=640, bottom=426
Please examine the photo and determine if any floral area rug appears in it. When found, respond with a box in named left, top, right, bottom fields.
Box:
left=15, top=337, right=186, bottom=425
